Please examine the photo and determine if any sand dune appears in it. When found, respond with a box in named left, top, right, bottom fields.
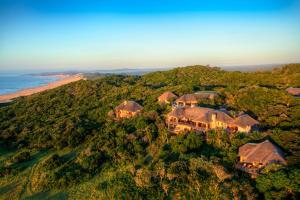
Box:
left=0, top=74, right=84, bottom=103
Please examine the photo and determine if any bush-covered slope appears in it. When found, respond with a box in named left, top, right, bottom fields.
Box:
left=0, top=64, right=300, bottom=199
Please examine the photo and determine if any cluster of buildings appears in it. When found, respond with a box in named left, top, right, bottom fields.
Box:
left=111, top=90, right=287, bottom=176
left=166, top=106, right=258, bottom=134
left=158, top=91, right=258, bottom=134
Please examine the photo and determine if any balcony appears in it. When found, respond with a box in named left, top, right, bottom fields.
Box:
left=235, top=163, right=260, bottom=176
left=167, top=121, right=207, bottom=134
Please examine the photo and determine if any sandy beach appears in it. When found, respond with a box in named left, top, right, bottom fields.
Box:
left=0, top=74, right=84, bottom=103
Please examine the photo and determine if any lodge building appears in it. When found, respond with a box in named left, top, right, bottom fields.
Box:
left=237, top=140, right=286, bottom=175
left=115, top=100, right=143, bottom=119
left=165, top=106, right=259, bottom=134
left=174, top=91, right=219, bottom=107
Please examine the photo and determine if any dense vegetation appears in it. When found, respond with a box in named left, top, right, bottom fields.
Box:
left=0, top=64, right=300, bottom=199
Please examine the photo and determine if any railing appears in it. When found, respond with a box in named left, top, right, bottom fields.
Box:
left=167, top=121, right=195, bottom=128
left=178, top=121, right=196, bottom=126
left=235, top=163, right=260, bottom=175
left=167, top=122, right=207, bottom=133
left=168, top=121, right=207, bottom=129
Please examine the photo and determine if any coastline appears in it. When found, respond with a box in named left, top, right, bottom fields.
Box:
left=0, top=74, right=84, bottom=103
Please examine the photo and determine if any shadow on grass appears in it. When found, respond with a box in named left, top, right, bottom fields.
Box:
left=0, top=143, right=17, bottom=161
left=13, top=150, right=50, bottom=172
left=0, top=182, right=20, bottom=196
left=24, top=191, right=68, bottom=200
left=61, top=151, right=77, bottom=161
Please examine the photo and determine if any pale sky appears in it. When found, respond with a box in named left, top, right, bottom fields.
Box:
left=0, top=0, right=300, bottom=71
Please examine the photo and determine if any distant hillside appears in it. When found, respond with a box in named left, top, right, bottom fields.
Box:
left=29, top=63, right=296, bottom=79
left=31, top=67, right=172, bottom=79
left=221, top=63, right=283, bottom=72
left=0, top=64, right=299, bottom=199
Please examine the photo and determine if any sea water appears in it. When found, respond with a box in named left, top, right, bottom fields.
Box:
left=0, top=74, right=60, bottom=95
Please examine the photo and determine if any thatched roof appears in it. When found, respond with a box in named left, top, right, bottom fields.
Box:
left=168, top=107, right=234, bottom=124
left=239, top=140, right=286, bottom=165
left=286, top=87, right=300, bottom=96
left=167, top=106, right=259, bottom=129
left=115, top=100, right=143, bottom=112
left=176, top=94, right=198, bottom=103
left=234, top=114, right=259, bottom=128
left=158, top=91, right=177, bottom=102
left=194, top=91, right=219, bottom=99
left=168, top=107, right=213, bottom=122
left=209, top=111, right=234, bottom=124
left=176, top=91, right=218, bottom=104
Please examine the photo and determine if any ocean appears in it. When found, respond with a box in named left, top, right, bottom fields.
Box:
left=0, top=74, right=60, bottom=95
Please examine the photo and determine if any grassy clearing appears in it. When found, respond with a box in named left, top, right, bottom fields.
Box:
left=0, top=148, right=78, bottom=200
left=24, top=190, right=68, bottom=200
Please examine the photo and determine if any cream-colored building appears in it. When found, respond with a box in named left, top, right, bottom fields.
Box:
left=115, top=100, right=143, bottom=119
left=238, top=140, right=286, bottom=175
left=174, top=91, right=219, bottom=108
left=175, top=94, right=198, bottom=107
left=166, top=107, right=258, bottom=134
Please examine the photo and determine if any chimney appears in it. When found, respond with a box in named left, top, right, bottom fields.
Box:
left=211, top=113, right=217, bottom=122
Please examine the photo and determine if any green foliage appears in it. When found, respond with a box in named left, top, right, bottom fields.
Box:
left=1, top=64, right=300, bottom=199
left=227, top=86, right=297, bottom=127
left=41, top=154, right=65, bottom=171
left=7, top=150, right=31, bottom=165
left=98, top=172, right=144, bottom=199
left=256, top=168, right=300, bottom=199
left=169, top=132, right=203, bottom=154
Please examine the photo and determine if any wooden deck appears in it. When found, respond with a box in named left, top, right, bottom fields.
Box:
left=235, top=163, right=259, bottom=177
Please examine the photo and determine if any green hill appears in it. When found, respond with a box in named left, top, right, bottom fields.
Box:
left=1, top=64, right=300, bottom=199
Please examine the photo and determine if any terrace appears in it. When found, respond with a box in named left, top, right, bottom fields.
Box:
left=235, top=163, right=260, bottom=176
left=167, top=119, right=208, bottom=134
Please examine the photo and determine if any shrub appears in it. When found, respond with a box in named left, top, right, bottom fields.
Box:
left=7, top=150, right=31, bottom=165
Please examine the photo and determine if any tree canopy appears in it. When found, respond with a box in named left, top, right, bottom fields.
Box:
left=0, top=64, right=300, bottom=199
